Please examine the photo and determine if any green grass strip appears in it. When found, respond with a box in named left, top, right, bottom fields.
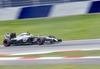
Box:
left=0, top=65, right=100, bottom=69
left=0, top=14, right=100, bottom=44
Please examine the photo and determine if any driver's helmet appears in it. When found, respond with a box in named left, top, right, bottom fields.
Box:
left=26, top=31, right=30, bottom=35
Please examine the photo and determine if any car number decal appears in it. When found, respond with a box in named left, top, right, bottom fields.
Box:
left=23, top=38, right=28, bottom=42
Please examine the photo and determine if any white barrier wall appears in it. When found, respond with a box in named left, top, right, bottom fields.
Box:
left=0, top=7, right=22, bottom=20
left=49, top=1, right=91, bottom=17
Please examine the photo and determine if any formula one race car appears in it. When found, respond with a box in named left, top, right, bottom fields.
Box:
left=3, top=32, right=62, bottom=47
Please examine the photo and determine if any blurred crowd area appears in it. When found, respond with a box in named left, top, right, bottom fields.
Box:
left=0, top=0, right=90, bottom=8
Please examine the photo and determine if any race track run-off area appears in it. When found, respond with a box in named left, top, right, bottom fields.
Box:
left=0, top=39, right=100, bottom=65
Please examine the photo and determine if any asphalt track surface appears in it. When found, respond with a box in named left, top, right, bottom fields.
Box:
left=0, top=39, right=100, bottom=65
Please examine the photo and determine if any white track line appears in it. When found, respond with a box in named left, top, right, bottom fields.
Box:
left=12, top=48, right=100, bottom=56
left=0, top=56, right=100, bottom=60
left=0, top=48, right=100, bottom=56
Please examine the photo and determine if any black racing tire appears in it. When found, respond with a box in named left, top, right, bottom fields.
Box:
left=3, top=39, right=11, bottom=47
left=36, top=38, right=45, bottom=45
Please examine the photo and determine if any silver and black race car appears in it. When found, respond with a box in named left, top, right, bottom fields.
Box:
left=3, top=32, right=62, bottom=47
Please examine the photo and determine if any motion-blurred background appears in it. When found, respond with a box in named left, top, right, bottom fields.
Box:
left=0, top=0, right=89, bottom=7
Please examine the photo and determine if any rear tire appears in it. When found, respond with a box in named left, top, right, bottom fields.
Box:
left=3, top=39, right=11, bottom=47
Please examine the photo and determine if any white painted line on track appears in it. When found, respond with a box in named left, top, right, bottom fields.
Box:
left=0, top=57, right=21, bottom=60
left=0, top=56, right=100, bottom=60
left=11, top=48, right=100, bottom=56
left=0, top=48, right=100, bottom=56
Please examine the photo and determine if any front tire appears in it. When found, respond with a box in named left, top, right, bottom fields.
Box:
left=36, top=38, right=45, bottom=45
left=3, top=39, right=11, bottom=47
